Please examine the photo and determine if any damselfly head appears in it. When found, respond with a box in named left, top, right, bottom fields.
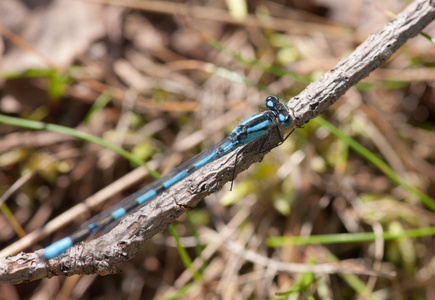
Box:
left=264, top=95, right=280, bottom=110
left=278, top=112, right=293, bottom=127
left=264, top=95, right=293, bottom=127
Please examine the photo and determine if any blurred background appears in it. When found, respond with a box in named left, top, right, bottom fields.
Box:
left=1, top=0, right=435, bottom=299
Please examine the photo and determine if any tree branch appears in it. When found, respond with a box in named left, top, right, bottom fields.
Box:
left=288, top=0, right=435, bottom=123
left=1, top=0, right=434, bottom=284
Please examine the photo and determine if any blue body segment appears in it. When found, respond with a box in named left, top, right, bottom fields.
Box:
left=41, top=96, right=294, bottom=260
left=193, top=151, right=218, bottom=169
left=43, top=237, right=73, bottom=260
left=163, top=170, right=189, bottom=189
left=247, top=119, right=269, bottom=134
left=111, top=208, right=126, bottom=220
left=220, top=141, right=234, bottom=152
left=239, top=114, right=259, bottom=126
left=136, top=190, right=157, bottom=205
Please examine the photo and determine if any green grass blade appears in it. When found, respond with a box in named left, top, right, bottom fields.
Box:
left=267, top=226, right=435, bottom=247
left=84, top=92, right=113, bottom=123
left=0, top=114, right=160, bottom=179
left=168, top=224, right=203, bottom=282
left=185, top=211, right=207, bottom=274
left=314, top=117, right=435, bottom=211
